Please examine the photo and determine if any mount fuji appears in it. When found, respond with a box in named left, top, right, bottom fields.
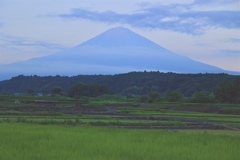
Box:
left=0, top=27, right=238, bottom=80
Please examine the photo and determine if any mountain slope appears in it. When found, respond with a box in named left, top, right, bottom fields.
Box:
left=0, top=27, right=238, bottom=80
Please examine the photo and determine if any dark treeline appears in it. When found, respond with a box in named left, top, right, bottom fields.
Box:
left=0, top=71, right=239, bottom=103
left=68, top=82, right=109, bottom=97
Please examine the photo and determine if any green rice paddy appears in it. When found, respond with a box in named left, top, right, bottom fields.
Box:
left=0, top=123, right=239, bottom=160
left=0, top=95, right=240, bottom=159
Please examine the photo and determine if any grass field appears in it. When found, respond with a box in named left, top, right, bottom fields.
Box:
left=0, top=95, right=240, bottom=159
left=0, top=123, right=240, bottom=160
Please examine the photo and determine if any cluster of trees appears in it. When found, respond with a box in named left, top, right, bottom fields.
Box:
left=138, top=78, right=240, bottom=104
left=0, top=72, right=239, bottom=103
left=49, top=77, right=240, bottom=104
left=67, top=83, right=109, bottom=97
left=0, top=72, right=236, bottom=96
left=215, top=79, right=240, bottom=103
left=139, top=90, right=215, bottom=103
left=47, top=83, right=110, bottom=98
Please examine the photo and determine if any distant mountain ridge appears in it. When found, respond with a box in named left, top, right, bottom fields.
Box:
left=0, top=27, right=239, bottom=80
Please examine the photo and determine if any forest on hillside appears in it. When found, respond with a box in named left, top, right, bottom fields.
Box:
left=0, top=71, right=239, bottom=103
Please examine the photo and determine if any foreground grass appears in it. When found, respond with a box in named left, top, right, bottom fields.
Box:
left=0, top=123, right=239, bottom=160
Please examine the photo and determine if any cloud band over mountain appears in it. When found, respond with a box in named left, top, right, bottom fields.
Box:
left=57, top=1, right=240, bottom=34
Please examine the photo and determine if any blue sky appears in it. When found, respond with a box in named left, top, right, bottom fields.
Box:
left=0, top=0, right=240, bottom=71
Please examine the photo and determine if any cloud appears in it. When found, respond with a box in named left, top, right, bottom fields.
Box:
left=0, top=35, right=66, bottom=50
left=225, top=38, right=240, bottom=43
left=0, top=35, right=67, bottom=64
left=56, top=2, right=240, bottom=35
left=218, top=49, right=240, bottom=57
left=193, top=0, right=238, bottom=5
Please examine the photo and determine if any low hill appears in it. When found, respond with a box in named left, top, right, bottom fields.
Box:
left=0, top=72, right=238, bottom=96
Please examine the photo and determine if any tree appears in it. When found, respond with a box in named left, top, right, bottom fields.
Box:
left=68, top=82, right=109, bottom=97
left=139, top=95, right=148, bottom=103
left=122, top=86, right=143, bottom=95
left=27, top=88, right=34, bottom=95
left=191, top=91, right=215, bottom=103
left=52, top=86, right=62, bottom=95
left=148, top=91, right=160, bottom=103
left=215, top=78, right=240, bottom=103
left=165, top=90, right=182, bottom=102
left=235, top=78, right=240, bottom=103
left=68, top=82, right=91, bottom=97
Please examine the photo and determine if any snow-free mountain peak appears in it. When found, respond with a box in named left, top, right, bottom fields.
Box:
left=80, top=27, right=160, bottom=48
left=0, top=27, right=239, bottom=80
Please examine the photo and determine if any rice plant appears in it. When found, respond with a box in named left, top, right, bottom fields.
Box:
left=0, top=123, right=239, bottom=160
